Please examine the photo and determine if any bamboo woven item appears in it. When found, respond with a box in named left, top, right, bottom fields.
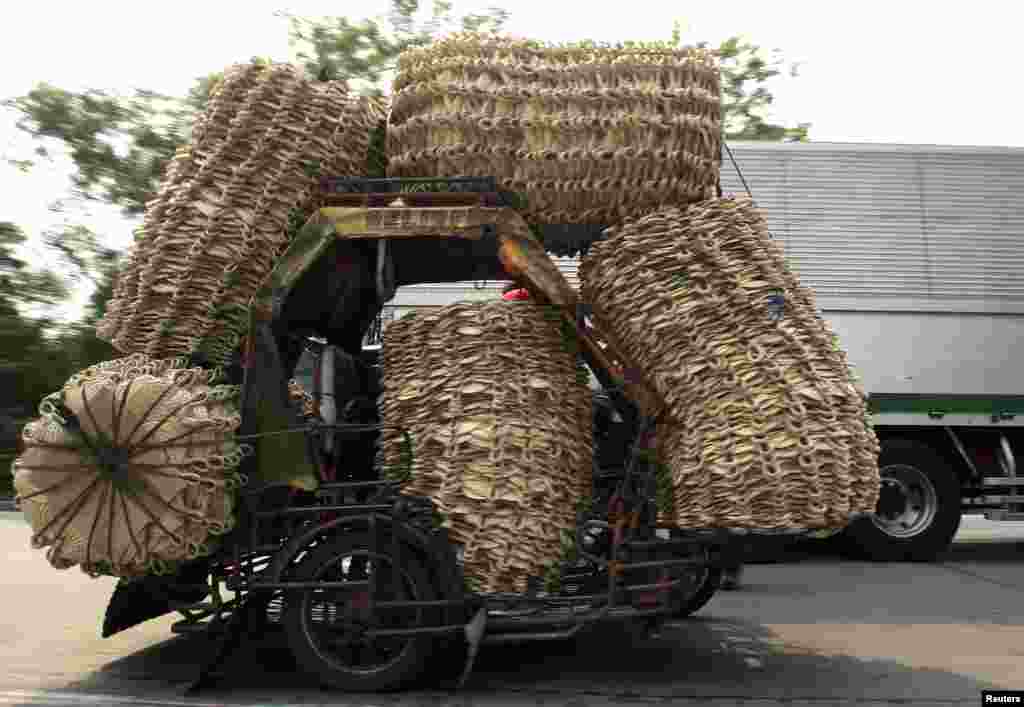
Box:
left=11, top=355, right=248, bottom=577
left=388, top=33, right=722, bottom=225
left=579, top=197, right=880, bottom=531
left=11, top=354, right=317, bottom=578
left=96, top=61, right=384, bottom=366
left=377, top=301, right=593, bottom=593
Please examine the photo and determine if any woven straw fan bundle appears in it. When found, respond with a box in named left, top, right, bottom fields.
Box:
left=388, top=33, right=722, bottom=225
left=12, top=356, right=247, bottom=577
left=97, top=61, right=384, bottom=367
left=11, top=354, right=320, bottom=578
left=378, top=302, right=592, bottom=594
left=579, top=197, right=880, bottom=531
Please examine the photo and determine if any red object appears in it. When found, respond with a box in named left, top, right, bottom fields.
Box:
left=502, top=288, right=531, bottom=301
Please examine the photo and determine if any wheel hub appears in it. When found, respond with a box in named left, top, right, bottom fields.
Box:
left=877, top=478, right=909, bottom=519
left=870, top=464, right=939, bottom=539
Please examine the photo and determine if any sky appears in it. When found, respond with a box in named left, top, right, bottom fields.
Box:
left=2, top=0, right=1022, bottom=320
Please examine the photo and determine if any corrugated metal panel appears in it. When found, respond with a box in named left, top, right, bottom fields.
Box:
left=721, top=142, right=1024, bottom=313
left=394, top=142, right=1024, bottom=314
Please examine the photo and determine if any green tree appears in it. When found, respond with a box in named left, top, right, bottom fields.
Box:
left=671, top=23, right=810, bottom=142
left=5, top=79, right=219, bottom=218
left=42, top=221, right=120, bottom=368
left=282, top=2, right=508, bottom=91
left=0, top=221, right=76, bottom=407
left=5, top=2, right=509, bottom=217
left=718, top=37, right=809, bottom=142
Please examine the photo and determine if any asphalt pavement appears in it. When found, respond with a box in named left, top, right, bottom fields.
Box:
left=0, top=511, right=1022, bottom=706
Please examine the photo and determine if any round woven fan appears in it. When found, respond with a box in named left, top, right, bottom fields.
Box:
left=12, top=355, right=249, bottom=577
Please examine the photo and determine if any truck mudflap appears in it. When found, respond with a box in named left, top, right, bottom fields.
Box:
left=102, top=561, right=210, bottom=638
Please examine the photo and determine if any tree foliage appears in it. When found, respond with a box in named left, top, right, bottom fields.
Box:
left=668, top=23, right=809, bottom=142
left=718, top=37, right=809, bottom=142
left=0, top=221, right=76, bottom=411
left=4, top=80, right=217, bottom=218
left=284, top=1, right=509, bottom=90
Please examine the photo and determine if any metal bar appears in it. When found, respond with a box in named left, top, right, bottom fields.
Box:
left=623, top=538, right=703, bottom=550
left=622, top=579, right=683, bottom=592
left=324, top=193, right=505, bottom=208
left=325, top=176, right=497, bottom=186
left=487, top=612, right=605, bottom=632
left=368, top=513, right=377, bottom=616
left=373, top=598, right=473, bottom=609
left=985, top=511, right=1024, bottom=521
left=254, top=504, right=392, bottom=518
left=606, top=607, right=676, bottom=620
left=316, top=480, right=399, bottom=490
left=247, top=510, right=258, bottom=583
left=962, top=495, right=1024, bottom=504
left=482, top=628, right=583, bottom=645
left=1000, top=434, right=1017, bottom=503
left=484, top=595, right=608, bottom=611
left=618, top=558, right=706, bottom=571
left=367, top=624, right=468, bottom=638
left=485, top=607, right=675, bottom=640
left=253, top=580, right=370, bottom=590
left=945, top=427, right=980, bottom=481
left=981, top=478, right=1024, bottom=486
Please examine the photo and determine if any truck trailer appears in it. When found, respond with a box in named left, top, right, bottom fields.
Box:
left=384, top=141, right=1024, bottom=562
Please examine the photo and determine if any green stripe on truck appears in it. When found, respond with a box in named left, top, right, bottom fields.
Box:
left=869, top=395, right=1024, bottom=418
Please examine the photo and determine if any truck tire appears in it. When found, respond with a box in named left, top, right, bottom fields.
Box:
left=843, top=437, right=961, bottom=562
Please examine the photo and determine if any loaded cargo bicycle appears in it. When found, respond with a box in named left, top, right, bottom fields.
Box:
left=10, top=35, right=880, bottom=693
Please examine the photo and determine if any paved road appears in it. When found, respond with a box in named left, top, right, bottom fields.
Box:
left=1, top=511, right=1022, bottom=706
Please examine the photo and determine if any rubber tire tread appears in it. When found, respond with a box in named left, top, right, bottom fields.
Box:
left=843, top=437, right=961, bottom=562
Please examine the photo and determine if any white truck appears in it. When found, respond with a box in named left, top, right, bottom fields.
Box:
left=716, top=141, right=1024, bottom=561
left=384, top=140, right=1024, bottom=562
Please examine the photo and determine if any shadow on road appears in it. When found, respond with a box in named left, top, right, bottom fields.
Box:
left=942, top=541, right=1024, bottom=563
left=54, top=616, right=1001, bottom=704
left=740, top=537, right=1024, bottom=565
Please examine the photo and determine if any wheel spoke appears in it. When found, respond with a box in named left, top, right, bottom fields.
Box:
left=298, top=549, right=421, bottom=673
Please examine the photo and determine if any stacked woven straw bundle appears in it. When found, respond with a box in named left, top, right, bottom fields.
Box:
left=97, top=61, right=384, bottom=366
left=389, top=33, right=722, bottom=225
left=11, top=355, right=249, bottom=577
left=579, top=197, right=880, bottom=531
left=377, top=301, right=592, bottom=593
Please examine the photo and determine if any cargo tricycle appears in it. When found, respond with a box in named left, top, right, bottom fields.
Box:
left=100, top=176, right=780, bottom=693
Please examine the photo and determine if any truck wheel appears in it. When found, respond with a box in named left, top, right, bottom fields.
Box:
left=282, top=533, right=438, bottom=692
left=843, top=438, right=961, bottom=562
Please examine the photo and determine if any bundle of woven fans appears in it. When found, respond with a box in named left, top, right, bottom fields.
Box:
left=12, top=33, right=879, bottom=587
left=377, top=302, right=593, bottom=594
left=97, top=61, right=384, bottom=367
left=388, top=33, right=722, bottom=225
